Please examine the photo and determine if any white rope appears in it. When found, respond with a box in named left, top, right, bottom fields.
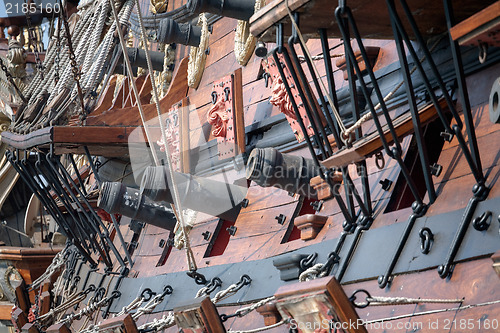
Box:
left=187, top=14, right=209, bottom=88
left=38, top=290, right=87, bottom=323
left=298, top=263, right=326, bottom=281
left=137, top=313, right=176, bottom=331
left=233, top=296, right=276, bottom=317
left=228, top=319, right=288, bottom=333
left=297, top=53, right=344, bottom=62
left=196, top=285, right=210, bottom=298
left=131, top=293, right=165, bottom=320
left=211, top=283, right=241, bottom=304
left=29, top=247, right=67, bottom=290
left=364, top=299, right=500, bottom=325
left=58, top=295, right=111, bottom=326
left=365, top=296, right=463, bottom=307
left=234, top=0, right=265, bottom=66
left=115, top=296, right=143, bottom=316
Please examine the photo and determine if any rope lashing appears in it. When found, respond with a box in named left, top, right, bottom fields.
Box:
left=349, top=289, right=464, bottom=308
left=297, top=53, right=344, bottom=63
left=212, top=275, right=252, bottom=304
left=299, top=252, right=339, bottom=281
left=137, top=313, right=176, bottom=331
left=131, top=286, right=173, bottom=320
left=28, top=246, right=68, bottom=291
left=229, top=296, right=276, bottom=319
left=38, top=285, right=97, bottom=323
left=58, top=291, right=121, bottom=326
left=234, top=0, right=266, bottom=66
left=196, top=277, right=222, bottom=298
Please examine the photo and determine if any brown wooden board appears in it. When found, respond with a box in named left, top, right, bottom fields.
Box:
left=249, top=0, right=497, bottom=41
left=320, top=99, right=447, bottom=169
left=232, top=201, right=300, bottom=239
left=450, top=1, right=500, bottom=46
left=86, top=56, right=190, bottom=127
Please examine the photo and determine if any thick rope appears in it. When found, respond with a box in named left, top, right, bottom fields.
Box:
left=298, top=263, right=326, bottom=281
left=365, top=296, right=463, bottom=306
left=187, top=14, right=209, bottom=88
left=131, top=293, right=165, bottom=320
left=137, top=313, right=175, bottom=331
left=38, top=290, right=87, bottom=323
left=116, top=296, right=143, bottom=316
left=233, top=296, right=276, bottom=318
left=234, top=0, right=265, bottom=66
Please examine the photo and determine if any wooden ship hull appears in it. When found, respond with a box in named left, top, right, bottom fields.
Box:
left=0, top=0, right=499, bottom=332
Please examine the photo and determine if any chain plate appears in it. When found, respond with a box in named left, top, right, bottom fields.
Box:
left=263, top=55, right=315, bottom=143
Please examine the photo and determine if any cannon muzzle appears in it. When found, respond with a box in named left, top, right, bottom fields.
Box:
left=116, top=47, right=165, bottom=72
left=157, top=18, right=202, bottom=46
left=187, top=0, right=257, bottom=21
left=246, top=148, right=321, bottom=199
left=141, top=166, right=248, bottom=221
left=98, top=182, right=177, bottom=231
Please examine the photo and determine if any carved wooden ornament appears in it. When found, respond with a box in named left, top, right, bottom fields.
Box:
left=207, top=69, right=245, bottom=160
left=264, top=55, right=316, bottom=143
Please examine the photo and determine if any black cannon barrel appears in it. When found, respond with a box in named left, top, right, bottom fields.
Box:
left=157, top=18, right=202, bottom=47
left=187, top=0, right=256, bottom=21
left=246, top=148, right=321, bottom=199
left=98, top=182, right=177, bottom=231
left=116, top=47, right=165, bottom=72
left=141, top=166, right=248, bottom=221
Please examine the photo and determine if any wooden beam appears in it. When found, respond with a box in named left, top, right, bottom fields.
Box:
left=320, top=99, right=447, bottom=169
left=450, top=1, right=500, bottom=46
left=249, top=0, right=496, bottom=42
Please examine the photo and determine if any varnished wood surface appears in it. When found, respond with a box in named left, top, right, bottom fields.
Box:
left=450, top=1, right=500, bottom=42
left=320, top=98, right=447, bottom=169
left=249, top=0, right=497, bottom=42
left=6, top=0, right=500, bottom=330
